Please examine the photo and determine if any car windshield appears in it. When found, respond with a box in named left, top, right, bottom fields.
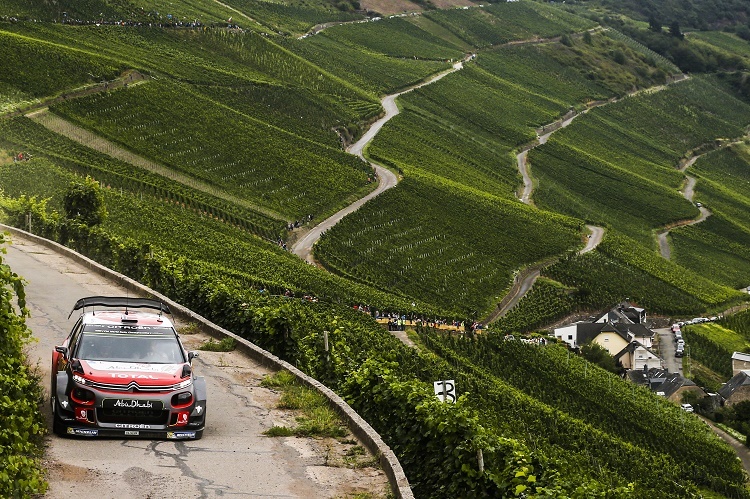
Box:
left=76, top=327, right=184, bottom=364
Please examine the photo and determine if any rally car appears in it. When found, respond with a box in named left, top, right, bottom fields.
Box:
left=51, top=296, right=206, bottom=439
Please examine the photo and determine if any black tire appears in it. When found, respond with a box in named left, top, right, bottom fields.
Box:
left=51, top=398, right=67, bottom=437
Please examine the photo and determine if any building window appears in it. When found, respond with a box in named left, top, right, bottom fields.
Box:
left=568, top=335, right=573, bottom=340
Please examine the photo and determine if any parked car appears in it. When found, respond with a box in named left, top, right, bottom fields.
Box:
left=675, top=347, right=684, bottom=357
left=51, top=296, right=206, bottom=439
left=681, top=403, right=694, bottom=413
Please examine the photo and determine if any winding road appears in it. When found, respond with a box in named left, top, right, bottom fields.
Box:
left=291, top=59, right=466, bottom=264
left=487, top=107, right=607, bottom=324
left=657, top=155, right=712, bottom=259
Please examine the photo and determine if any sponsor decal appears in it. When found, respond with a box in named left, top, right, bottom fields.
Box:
left=87, top=361, right=180, bottom=374
left=115, top=423, right=152, bottom=429
left=67, top=427, right=99, bottom=436
left=167, top=431, right=196, bottom=440
left=124, top=431, right=140, bottom=436
left=176, top=412, right=189, bottom=425
left=108, top=373, right=159, bottom=379
left=194, top=405, right=203, bottom=415
left=87, top=324, right=172, bottom=333
left=115, top=399, right=152, bottom=409
left=104, top=399, right=164, bottom=410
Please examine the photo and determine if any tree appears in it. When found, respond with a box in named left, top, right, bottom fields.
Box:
left=580, top=342, right=619, bottom=374
left=648, top=16, right=662, bottom=33
left=63, top=176, right=107, bottom=226
left=669, top=21, right=684, bottom=40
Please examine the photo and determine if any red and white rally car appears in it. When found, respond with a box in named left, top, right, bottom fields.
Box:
left=51, top=296, right=206, bottom=439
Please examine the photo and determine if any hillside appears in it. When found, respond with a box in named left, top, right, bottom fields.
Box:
left=2, top=0, right=750, bottom=496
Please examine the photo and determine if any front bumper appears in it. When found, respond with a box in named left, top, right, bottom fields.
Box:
left=55, top=376, right=207, bottom=439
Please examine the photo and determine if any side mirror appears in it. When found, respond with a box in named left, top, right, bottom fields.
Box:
left=55, top=346, right=68, bottom=358
left=188, top=351, right=198, bottom=362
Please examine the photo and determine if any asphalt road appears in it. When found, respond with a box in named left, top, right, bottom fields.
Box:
left=4, top=233, right=387, bottom=498
left=655, top=327, right=682, bottom=374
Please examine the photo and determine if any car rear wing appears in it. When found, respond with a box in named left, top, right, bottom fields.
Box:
left=69, top=296, right=171, bottom=318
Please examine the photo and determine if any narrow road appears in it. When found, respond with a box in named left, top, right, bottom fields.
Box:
left=291, top=59, right=466, bottom=264
left=655, top=327, right=681, bottom=373
left=580, top=225, right=605, bottom=254
left=701, top=417, right=750, bottom=475
left=657, top=156, right=711, bottom=259
left=490, top=108, right=607, bottom=324
left=3, top=231, right=388, bottom=498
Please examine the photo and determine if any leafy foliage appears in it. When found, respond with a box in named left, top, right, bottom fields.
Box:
left=531, top=76, right=750, bottom=243
left=51, top=80, right=375, bottom=219
left=0, top=234, right=47, bottom=497
left=544, top=231, right=743, bottom=315
left=63, top=175, right=107, bottom=225
left=0, top=29, right=124, bottom=106
left=682, top=323, right=750, bottom=378
left=416, top=333, right=747, bottom=498
left=316, top=175, right=583, bottom=316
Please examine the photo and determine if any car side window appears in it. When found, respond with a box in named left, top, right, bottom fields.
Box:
left=68, top=318, right=85, bottom=357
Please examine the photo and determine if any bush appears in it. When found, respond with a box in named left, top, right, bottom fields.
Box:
left=0, top=234, right=47, bottom=497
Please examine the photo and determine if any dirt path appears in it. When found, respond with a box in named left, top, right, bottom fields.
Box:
left=291, top=59, right=467, bottom=264
left=580, top=225, right=605, bottom=254
left=2, top=70, right=147, bottom=119
left=700, top=417, right=750, bottom=475
left=27, top=109, right=286, bottom=221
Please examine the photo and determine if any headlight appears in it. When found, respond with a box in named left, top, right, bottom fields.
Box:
left=73, top=374, right=87, bottom=385
left=172, top=391, right=193, bottom=406
left=175, top=378, right=192, bottom=390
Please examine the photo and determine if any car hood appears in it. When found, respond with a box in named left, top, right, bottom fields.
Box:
left=81, top=360, right=184, bottom=385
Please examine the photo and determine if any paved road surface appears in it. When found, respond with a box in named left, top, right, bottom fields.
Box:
left=4, top=233, right=387, bottom=498
left=655, top=327, right=681, bottom=374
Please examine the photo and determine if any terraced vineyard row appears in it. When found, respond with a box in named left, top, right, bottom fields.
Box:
left=315, top=175, right=584, bottom=316
left=531, top=76, right=750, bottom=244
left=542, top=230, right=743, bottom=314
left=0, top=116, right=287, bottom=238
left=416, top=333, right=747, bottom=497
left=423, top=1, right=595, bottom=48
left=314, top=16, right=464, bottom=60
left=667, top=144, right=750, bottom=286
left=51, top=80, right=375, bottom=219
left=287, top=33, right=454, bottom=96
left=0, top=29, right=125, bottom=111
